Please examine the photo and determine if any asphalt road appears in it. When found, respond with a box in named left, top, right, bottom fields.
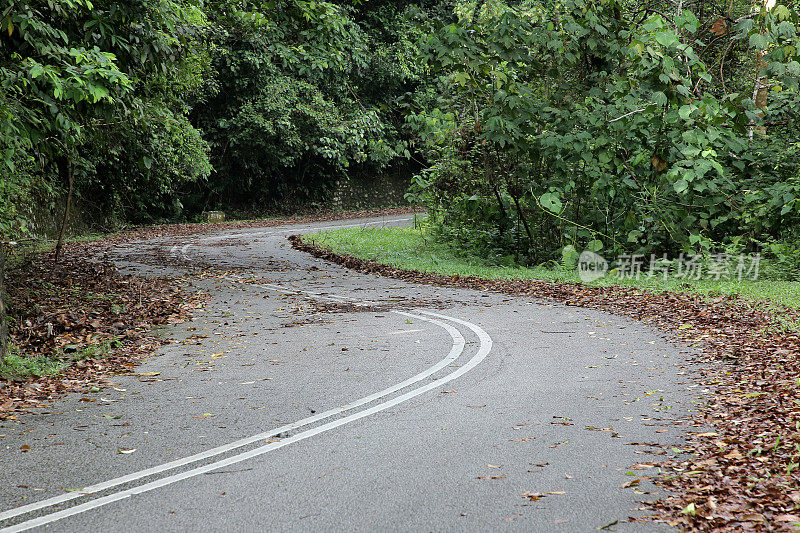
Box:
left=0, top=215, right=704, bottom=532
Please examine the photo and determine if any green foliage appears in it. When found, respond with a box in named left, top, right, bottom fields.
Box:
left=0, top=155, right=36, bottom=240
left=0, top=337, right=121, bottom=380
left=4, top=0, right=797, bottom=275
left=411, top=0, right=800, bottom=268
left=1, top=0, right=132, bottom=152
left=761, top=233, right=800, bottom=281
left=0, top=0, right=212, bottom=229
left=85, top=105, right=211, bottom=223
left=191, top=0, right=421, bottom=209
left=0, top=0, right=445, bottom=228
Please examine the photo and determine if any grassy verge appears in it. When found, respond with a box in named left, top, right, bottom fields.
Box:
left=0, top=338, right=121, bottom=381
left=0, top=345, right=64, bottom=381
left=304, top=224, right=800, bottom=312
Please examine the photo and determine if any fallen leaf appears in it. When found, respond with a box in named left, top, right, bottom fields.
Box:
left=597, top=519, right=619, bottom=530
left=522, top=491, right=546, bottom=501
left=710, top=17, right=728, bottom=35
left=680, top=502, right=696, bottom=516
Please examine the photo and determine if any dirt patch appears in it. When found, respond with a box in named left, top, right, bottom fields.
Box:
left=290, top=234, right=800, bottom=532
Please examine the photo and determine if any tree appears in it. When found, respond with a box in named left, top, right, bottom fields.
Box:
left=190, top=0, right=429, bottom=210
left=0, top=0, right=213, bottom=354
left=410, top=0, right=800, bottom=265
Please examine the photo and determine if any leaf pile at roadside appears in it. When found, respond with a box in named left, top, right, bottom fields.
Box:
left=291, top=235, right=800, bottom=532
left=0, top=245, right=202, bottom=420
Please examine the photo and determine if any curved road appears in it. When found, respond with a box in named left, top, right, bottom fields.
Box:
left=0, top=215, right=700, bottom=531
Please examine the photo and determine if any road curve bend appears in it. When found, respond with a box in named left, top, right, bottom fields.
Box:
left=0, top=215, right=697, bottom=532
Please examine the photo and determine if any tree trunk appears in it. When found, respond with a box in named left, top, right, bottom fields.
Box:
left=491, top=183, right=508, bottom=221
left=510, top=193, right=536, bottom=263
left=0, top=250, right=7, bottom=361
left=54, top=159, right=74, bottom=263
left=484, top=148, right=510, bottom=234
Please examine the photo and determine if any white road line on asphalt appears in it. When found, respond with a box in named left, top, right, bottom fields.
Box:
left=0, top=311, right=463, bottom=527
left=196, top=217, right=414, bottom=244
left=386, top=329, right=425, bottom=335
left=260, top=283, right=363, bottom=304
left=1, top=311, right=491, bottom=533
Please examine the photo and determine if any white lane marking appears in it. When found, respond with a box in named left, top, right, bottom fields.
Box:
left=386, top=329, right=425, bottom=335
left=1, top=312, right=491, bottom=533
left=261, top=284, right=362, bottom=304
left=196, top=217, right=413, bottom=244
left=0, top=312, right=463, bottom=526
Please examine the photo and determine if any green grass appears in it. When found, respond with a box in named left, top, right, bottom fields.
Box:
left=304, top=224, right=800, bottom=311
left=0, top=346, right=64, bottom=381
left=66, top=233, right=110, bottom=243
left=0, top=338, right=120, bottom=381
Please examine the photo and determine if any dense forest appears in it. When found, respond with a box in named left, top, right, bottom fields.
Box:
left=1, top=0, right=799, bottom=268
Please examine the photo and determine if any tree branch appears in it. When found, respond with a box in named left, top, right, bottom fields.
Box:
left=608, top=108, right=647, bottom=123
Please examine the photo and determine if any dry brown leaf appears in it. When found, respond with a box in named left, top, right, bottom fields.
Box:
left=710, top=17, right=728, bottom=36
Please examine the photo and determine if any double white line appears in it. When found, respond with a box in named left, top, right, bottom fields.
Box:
left=1, top=287, right=492, bottom=532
